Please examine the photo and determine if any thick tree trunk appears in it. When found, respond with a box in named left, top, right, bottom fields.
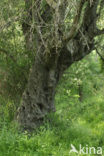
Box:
left=17, top=52, right=59, bottom=130
left=17, top=0, right=104, bottom=130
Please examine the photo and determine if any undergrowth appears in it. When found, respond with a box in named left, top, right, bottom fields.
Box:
left=0, top=54, right=104, bottom=156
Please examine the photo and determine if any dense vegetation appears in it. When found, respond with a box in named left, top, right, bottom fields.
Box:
left=0, top=0, right=104, bottom=155
left=0, top=52, right=104, bottom=155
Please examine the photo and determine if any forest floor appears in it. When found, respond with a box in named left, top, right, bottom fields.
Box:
left=0, top=54, right=104, bottom=156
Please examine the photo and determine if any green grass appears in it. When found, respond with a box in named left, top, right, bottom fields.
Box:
left=0, top=55, right=104, bottom=156
left=0, top=85, right=104, bottom=156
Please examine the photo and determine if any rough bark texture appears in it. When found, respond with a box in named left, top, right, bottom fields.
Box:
left=17, top=51, right=59, bottom=129
left=17, top=0, right=104, bottom=130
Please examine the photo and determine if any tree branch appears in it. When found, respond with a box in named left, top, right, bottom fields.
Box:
left=82, top=0, right=99, bottom=35
left=97, top=0, right=104, bottom=16
left=64, top=0, right=85, bottom=41
left=45, top=0, right=57, bottom=9
left=94, top=28, right=104, bottom=36
left=95, top=48, right=104, bottom=61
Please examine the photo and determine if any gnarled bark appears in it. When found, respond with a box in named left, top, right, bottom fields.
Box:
left=17, top=50, right=60, bottom=129
left=17, top=0, right=104, bottom=130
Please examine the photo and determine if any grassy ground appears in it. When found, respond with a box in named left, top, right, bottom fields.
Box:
left=0, top=55, right=104, bottom=156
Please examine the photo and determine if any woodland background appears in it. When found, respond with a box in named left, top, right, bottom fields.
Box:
left=0, top=0, right=104, bottom=155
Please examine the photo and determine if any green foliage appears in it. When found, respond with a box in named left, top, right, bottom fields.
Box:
left=0, top=0, right=35, bottom=101
left=0, top=24, right=34, bottom=101
left=0, top=1, right=104, bottom=155
left=99, top=57, right=104, bottom=73
left=0, top=53, right=104, bottom=155
left=0, top=96, right=16, bottom=122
